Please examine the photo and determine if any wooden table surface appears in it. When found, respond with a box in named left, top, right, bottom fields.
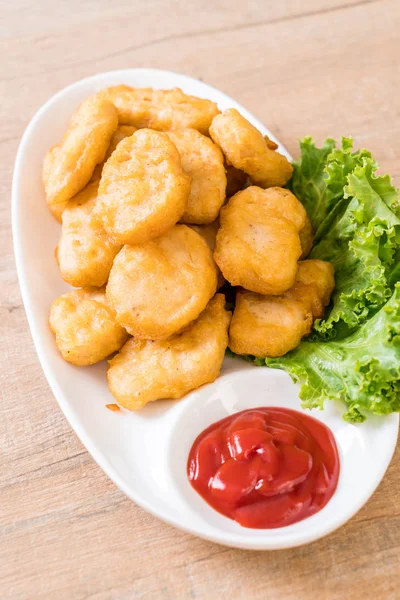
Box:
left=1, top=1, right=400, bottom=598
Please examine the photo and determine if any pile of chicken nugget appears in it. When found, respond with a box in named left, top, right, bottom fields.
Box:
left=44, top=85, right=335, bottom=411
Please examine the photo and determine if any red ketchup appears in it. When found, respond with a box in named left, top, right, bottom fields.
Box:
left=187, top=408, right=340, bottom=529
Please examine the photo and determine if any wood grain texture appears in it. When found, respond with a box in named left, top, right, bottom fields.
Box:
left=1, top=0, right=399, bottom=598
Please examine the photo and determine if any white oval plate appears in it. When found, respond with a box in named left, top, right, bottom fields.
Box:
left=12, top=69, right=399, bottom=550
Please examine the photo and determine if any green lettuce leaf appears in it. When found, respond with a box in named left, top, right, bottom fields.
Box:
left=290, top=137, right=374, bottom=234
left=264, top=284, right=400, bottom=422
left=310, top=159, right=400, bottom=339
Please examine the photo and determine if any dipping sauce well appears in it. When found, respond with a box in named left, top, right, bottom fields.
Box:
left=187, top=407, right=340, bottom=529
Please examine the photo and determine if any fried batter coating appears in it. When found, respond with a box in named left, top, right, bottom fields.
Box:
left=107, top=294, right=231, bottom=410
left=214, top=186, right=308, bottom=295
left=43, top=95, right=118, bottom=214
left=209, top=109, right=293, bottom=188
left=166, top=129, right=226, bottom=224
left=229, top=260, right=335, bottom=357
left=57, top=181, right=120, bottom=288
left=49, top=288, right=128, bottom=366
left=106, top=225, right=218, bottom=339
left=188, top=221, right=225, bottom=288
left=230, top=293, right=312, bottom=358
left=102, top=85, right=220, bottom=134
left=95, top=129, right=191, bottom=245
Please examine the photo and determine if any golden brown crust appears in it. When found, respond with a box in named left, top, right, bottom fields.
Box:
left=166, top=129, right=226, bottom=224
left=49, top=288, right=128, bottom=366
left=95, top=129, right=191, bottom=245
left=43, top=95, right=118, bottom=213
left=209, top=109, right=293, bottom=188
left=229, top=291, right=313, bottom=358
left=102, top=85, right=220, bottom=134
left=107, top=294, right=231, bottom=410
left=57, top=181, right=120, bottom=288
left=106, top=225, right=218, bottom=339
left=214, top=186, right=304, bottom=295
left=229, top=259, right=335, bottom=357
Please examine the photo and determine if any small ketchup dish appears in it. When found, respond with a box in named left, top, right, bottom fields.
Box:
left=170, top=363, right=398, bottom=549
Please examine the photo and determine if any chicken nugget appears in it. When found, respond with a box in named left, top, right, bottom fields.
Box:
left=95, top=129, right=191, bottom=245
left=230, top=292, right=313, bottom=358
left=209, top=108, right=293, bottom=188
left=214, top=186, right=306, bottom=295
left=166, top=129, right=226, bottom=224
left=107, top=294, right=231, bottom=410
left=49, top=288, right=128, bottom=366
left=102, top=85, right=220, bottom=134
left=106, top=225, right=218, bottom=339
left=57, top=181, right=120, bottom=288
left=43, top=95, right=118, bottom=215
left=229, top=259, right=335, bottom=357
left=188, top=221, right=225, bottom=288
